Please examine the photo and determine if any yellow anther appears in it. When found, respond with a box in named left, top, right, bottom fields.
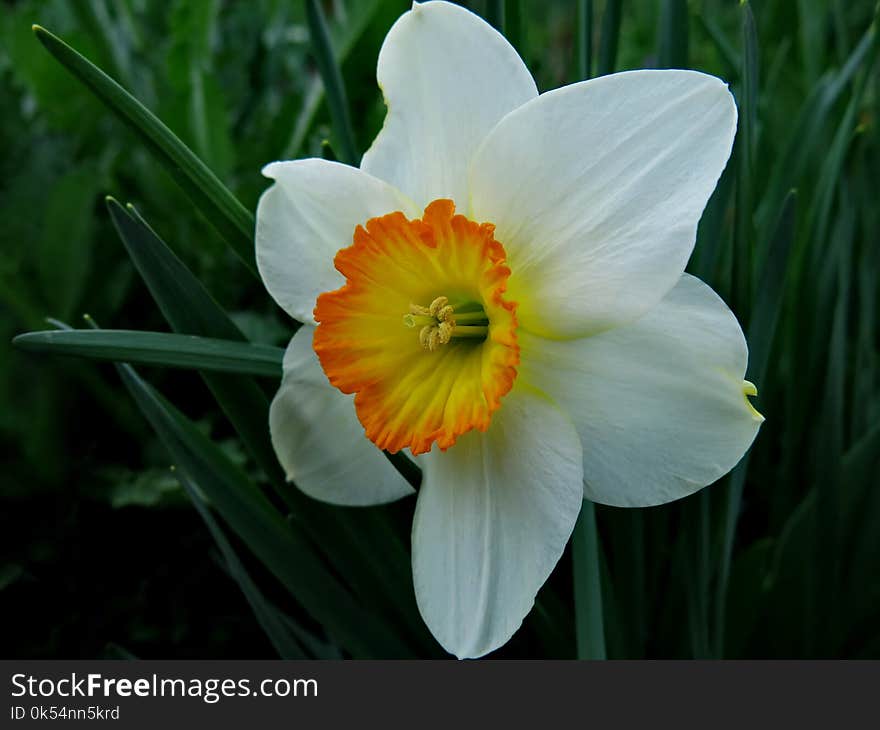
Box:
left=428, top=296, right=449, bottom=317
left=419, top=325, right=433, bottom=349
left=427, top=328, right=441, bottom=351
left=437, top=304, right=455, bottom=323
left=409, top=303, right=432, bottom=317
left=437, top=321, right=454, bottom=344
left=405, top=295, right=489, bottom=351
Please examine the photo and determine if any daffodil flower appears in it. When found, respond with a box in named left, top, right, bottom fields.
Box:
left=256, top=0, right=763, bottom=658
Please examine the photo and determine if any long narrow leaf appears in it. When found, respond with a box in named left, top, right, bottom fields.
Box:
left=177, top=465, right=311, bottom=659
left=576, top=0, right=593, bottom=80
left=114, top=359, right=415, bottom=658
left=32, top=25, right=256, bottom=274
left=756, top=19, right=877, bottom=234
left=13, top=329, right=283, bottom=377
left=503, top=0, right=523, bottom=57
left=105, top=197, right=286, bottom=487
left=734, top=1, right=758, bottom=320
left=572, top=499, right=607, bottom=659
left=597, top=0, right=622, bottom=76
left=657, top=0, right=689, bottom=69
left=304, top=0, right=358, bottom=165
left=105, top=198, right=433, bottom=651
left=714, top=191, right=797, bottom=657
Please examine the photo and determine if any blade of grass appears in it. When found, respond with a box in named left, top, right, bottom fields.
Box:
left=106, top=197, right=287, bottom=489
left=304, top=0, right=358, bottom=165
left=597, top=0, right=622, bottom=76
left=756, top=16, right=877, bottom=234
left=810, top=197, right=854, bottom=654
left=657, top=0, right=689, bottom=69
left=689, top=153, right=736, bottom=283
left=503, top=0, right=523, bottom=57
left=486, top=0, right=504, bottom=31
left=282, top=0, right=384, bottom=159
left=695, top=12, right=740, bottom=78
left=105, top=198, right=433, bottom=651
left=714, top=191, right=797, bottom=657
left=576, top=0, right=593, bottom=80
left=572, top=499, right=607, bottom=659
left=114, top=359, right=414, bottom=657
left=32, top=25, right=256, bottom=275
left=70, top=0, right=134, bottom=90
left=13, top=329, right=283, bottom=377
left=177, top=465, right=311, bottom=659
left=745, top=191, right=797, bottom=389
left=734, top=1, right=758, bottom=322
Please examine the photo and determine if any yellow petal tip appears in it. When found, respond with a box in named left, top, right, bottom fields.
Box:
left=742, top=380, right=764, bottom=422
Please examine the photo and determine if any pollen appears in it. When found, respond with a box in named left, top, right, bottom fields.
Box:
left=313, top=199, right=519, bottom=454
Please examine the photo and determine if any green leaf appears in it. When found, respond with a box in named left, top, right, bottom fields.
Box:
left=105, top=197, right=286, bottom=488
left=178, top=465, right=313, bottom=660
left=14, top=329, right=283, bottom=377
left=304, top=0, right=358, bottom=165
left=657, top=0, right=689, bottom=69
left=572, top=499, right=606, bottom=659
left=70, top=0, right=135, bottom=89
left=105, top=199, right=433, bottom=652
left=282, top=0, right=385, bottom=159
left=503, top=0, right=524, bottom=58
left=32, top=25, right=257, bottom=275
left=575, top=0, right=593, bottom=80
left=596, top=0, right=622, bottom=76
left=713, top=191, right=797, bottom=658
left=842, top=422, right=880, bottom=595
left=746, top=191, right=797, bottom=389
left=114, top=359, right=415, bottom=658
left=36, top=165, right=98, bottom=319
left=756, top=19, right=877, bottom=235
left=733, top=1, right=759, bottom=320
left=695, top=13, right=740, bottom=78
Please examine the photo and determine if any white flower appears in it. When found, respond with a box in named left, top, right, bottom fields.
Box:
left=256, top=0, right=763, bottom=658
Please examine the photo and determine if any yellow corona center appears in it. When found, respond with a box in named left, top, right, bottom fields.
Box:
left=313, top=199, right=519, bottom=455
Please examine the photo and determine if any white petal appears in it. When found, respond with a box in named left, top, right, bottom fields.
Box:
left=255, top=159, right=417, bottom=324
left=269, top=326, right=415, bottom=506
left=412, top=386, right=583, bottom=658
left=470, top=69, right=737, bottom=338
left=519, top=274, right=763, bottom=507
left=361, top=0, right=537, bottom=208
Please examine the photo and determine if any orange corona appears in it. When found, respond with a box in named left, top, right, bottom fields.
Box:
left=313, top=199, right=519, bottom=454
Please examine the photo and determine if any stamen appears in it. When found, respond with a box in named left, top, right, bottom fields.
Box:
left=403, top=296, right=488, bottom=351
left=409, top=303, right=432, bottom=317
left=428, top=296, right=449, bottom=317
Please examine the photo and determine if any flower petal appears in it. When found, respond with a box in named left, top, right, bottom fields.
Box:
left=269, top=325, right=415, bottom=506
left=360, top=0, right=537, bottom=209
left=470, top=70, right=737, bottom=338
left=256, top=159, right=417, bottom=324
left=412, top=385, right=583, bottom=658
left=519, top=274, right=763, bottom=507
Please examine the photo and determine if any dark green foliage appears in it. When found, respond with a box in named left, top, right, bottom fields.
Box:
left=3, top=0, right=879, bottom=658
